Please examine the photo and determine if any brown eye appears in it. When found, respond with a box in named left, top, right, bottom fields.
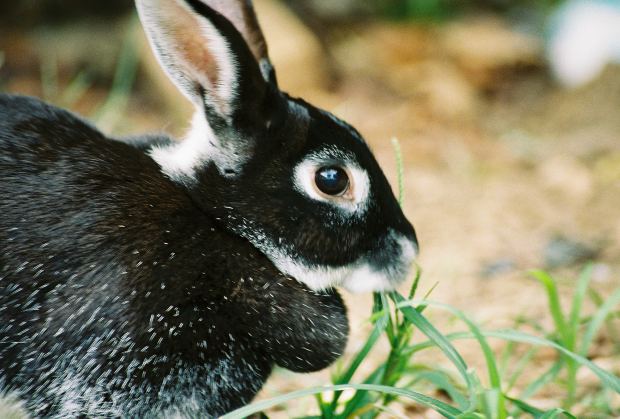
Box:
left=315, top=166, right=349, bottom=196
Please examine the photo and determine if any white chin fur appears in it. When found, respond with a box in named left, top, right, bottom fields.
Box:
left=341, top=265, right=397, bottom=294
left=270, top=260, right=392, bottom=293
left=267, top=235, right=418, bottom=293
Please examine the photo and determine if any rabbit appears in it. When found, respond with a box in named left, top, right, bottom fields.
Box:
left=0, top=0, right=418, bottom=417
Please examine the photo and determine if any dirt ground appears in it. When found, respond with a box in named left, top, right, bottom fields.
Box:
left=1, top=1, right=619, bottom=417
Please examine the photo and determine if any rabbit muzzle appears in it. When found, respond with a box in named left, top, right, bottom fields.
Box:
left=341, top=230, right=418, bottom=293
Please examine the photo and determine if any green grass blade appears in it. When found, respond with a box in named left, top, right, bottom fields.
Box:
left=568, top=265, right=592, bottom=341
left=395, top=298, right=506, bottom=417
left=328, top=309, right=389, bottom=410
left=392, top=300, right=501, bottom=387
left=520, top=359, right=564, bottom=400
left=507, top=397, right=576, bottom=419
left=530, top=270, right=569, bottom=345
left=408, top=266, right=422, bottom=300
left=339, top=365, right=386, bottom=418
left=499, top=340, right=516, bottom=381
left=483, top=330, right=620, bottom=393
left=404, top=326, right=620, bottom=393
left=381, top=292, right=398, bottom=344
left=505, top=346, right=538, bottom=393
left=580, top=287, right=620, bottom=356
left=389, top=293, right=477, bottom=410
left=393, top=299, right=620, bottom=393
left=478, top=389, right=505, bottom=419
left=40, top=53, right=59, bottom=102
left=92, top=25, right=139, bottom=131
left=59, top=71, right=93, bottom=108
left=335, top=294, right=394, bottom=418
left=403, top=331, right=474, bottom=356
left=588, top=288, right=620, bottom=350
left=410, top=369, right=469, bottom=409
left=334, top=316, right=387, bottom=385
left=390, top=293, right=470, bottom=379
left=505, top=396, right=545, bottom=416
left=539, top=408, right=577, bottom=419
left=391, top=137, right=404, bottom=205
left=221, top=384, right=463, bottom=419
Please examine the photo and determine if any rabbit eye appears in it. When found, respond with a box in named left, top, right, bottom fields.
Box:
left=315, top=166, right=349, bottom=196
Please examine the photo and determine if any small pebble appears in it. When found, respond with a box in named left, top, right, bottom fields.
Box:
left=480, top=258, right=517, bottom=278
left=544, top=235, right=600, bottom=269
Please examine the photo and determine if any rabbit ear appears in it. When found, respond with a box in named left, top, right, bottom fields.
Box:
left=136, top=0, right=273, bottom=120
left=200, top=0, right=277, bottom=85
left=136, top=0, right=281, bottom=180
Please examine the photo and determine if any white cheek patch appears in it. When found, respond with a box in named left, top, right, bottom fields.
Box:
left=293, top=150, right=371, bottom=216
left=246, top=229, right=418, bottom=293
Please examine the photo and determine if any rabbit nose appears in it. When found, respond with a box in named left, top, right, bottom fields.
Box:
left=367, top=229, right=417, bottom=271
left=341, top=229, right=418, bottom=293
left=398, top=234, right=418, bottom=268
left=402, top=220, right=418, bottom=250
left=394, top=215, right=419, bottom=256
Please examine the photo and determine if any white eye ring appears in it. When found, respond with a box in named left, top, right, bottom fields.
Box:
left=293, top=158, right=370, bottom=215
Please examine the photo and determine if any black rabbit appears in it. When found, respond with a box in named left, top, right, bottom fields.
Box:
left=0, top=0, right=418, bottom=416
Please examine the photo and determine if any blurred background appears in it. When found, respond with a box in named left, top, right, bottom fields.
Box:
left=1, top=0, right=619, bottom=416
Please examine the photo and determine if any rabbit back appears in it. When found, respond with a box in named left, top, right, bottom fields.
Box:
left=0, top=94, right=271, bottom=416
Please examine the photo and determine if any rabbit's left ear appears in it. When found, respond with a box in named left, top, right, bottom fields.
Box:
left=136, top=0, right=281, bottom=179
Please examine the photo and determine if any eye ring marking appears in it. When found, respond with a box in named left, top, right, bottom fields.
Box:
left=293, top=152, right=371, bottom=215
left=314, top=166, right=350, bottom=198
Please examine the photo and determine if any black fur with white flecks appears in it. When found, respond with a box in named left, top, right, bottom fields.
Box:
left=0, top=0, right=417, bottom=416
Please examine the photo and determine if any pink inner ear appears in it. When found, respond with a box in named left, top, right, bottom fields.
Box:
left=163, top=0, right=220, bottom=88
left=203, top=0, right=268, bottom=64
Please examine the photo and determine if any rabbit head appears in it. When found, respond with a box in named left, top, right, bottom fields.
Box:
left=136, top=0, right=418, bottom=293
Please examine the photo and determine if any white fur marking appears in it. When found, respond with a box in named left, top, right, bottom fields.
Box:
left=149, top=111, right=251, bottom=183
left=244, top=229, right=417, bottom=292
left=149, top=113, right=215, bottom=183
